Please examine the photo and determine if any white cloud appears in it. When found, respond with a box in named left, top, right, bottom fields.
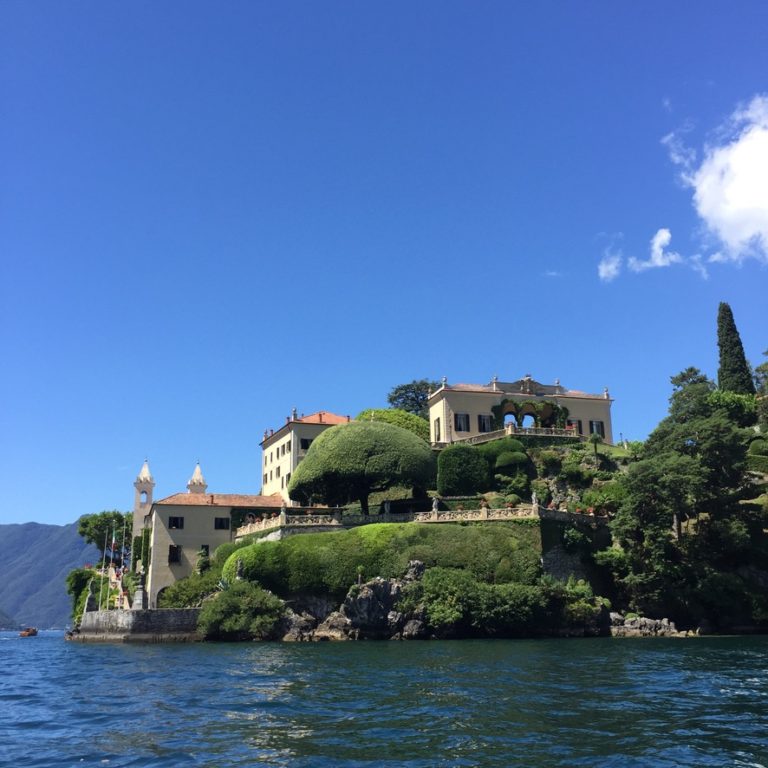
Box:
left=690, top=95, right=768, bottom=263
left=543, top=269, right=562, bottom=278
left=602, top=94, right=768, bottom=282
left=661, top=130, right=696, bottom=172
left=598, top=248, right=623, bottom=282
left=628, top=228, right=682, bottom=272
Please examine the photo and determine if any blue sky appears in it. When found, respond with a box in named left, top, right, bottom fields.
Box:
left=2, top=2, right=766, bottom=526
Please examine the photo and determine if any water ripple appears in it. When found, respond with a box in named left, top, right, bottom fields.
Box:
left=2, top=633, right=768, bottom=766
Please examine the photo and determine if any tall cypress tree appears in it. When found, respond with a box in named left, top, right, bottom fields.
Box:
left=717, top=302, right=755, bottom=394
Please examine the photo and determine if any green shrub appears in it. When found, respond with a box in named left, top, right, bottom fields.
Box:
left=495, top=471, right=530, bottom=497
left=495, top=451, right=529, bottom=471
left=356, top=408, right=430, bottom=442
left=476, top=437, right=525, bottom=460
left=437, top=444, right=490, bottom=495
left=158, top=569, right=222, bottom=608
left=66, top=568, right=95, bottom=623
left=538, top=450, right=562, bottom=475
left=222, top=522, right=542, bottom=599
left=748, top=454, right=768, bottom=474
left=197, top=581, right=285, bottom=640
left=748, top=439, right=768, bottom=456
left=212, top=538, right=256, bottom=569
left=288, top=421, right=436, bottom=513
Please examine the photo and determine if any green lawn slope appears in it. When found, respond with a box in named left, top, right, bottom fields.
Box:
left=222, top=522, right=542, bottom=599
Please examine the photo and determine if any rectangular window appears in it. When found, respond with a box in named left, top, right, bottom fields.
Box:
left=434, top=417, right=441, bottom=442
left=567, top=419, right=583, bottom=435
left=276, top=466, right=281, bottom=478
left=168, top=516, right=184, bottom=530
left=263, top=473, right=267, bottom=485
left=300, top=438, right=313, bottom=450
left=478, top=414, right=493, bottom=433
left=168, top=545, right=182, bottom=564
left=281, top=477, right=284, bottom=488
left=286, top=472, right=291, bottom=484
left=214, top=517, right=230, bottom=530
left=589, top=420, right=605, bottom=438
left=454, top=413, right=470, bottom=432
left=286, top=440, right=291, bottom=452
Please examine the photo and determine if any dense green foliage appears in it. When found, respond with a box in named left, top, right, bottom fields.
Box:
left=65, top=568, right=95, bottom=623
left=387, top=379, right=440, bottom=419
left=399, top=569, right=606, bottom=638
left=223, top=523, right=542, bottom=600
left=77, top=510, right=132, bottom=566
left=288, top=421, right=435, bottom=513
left=717, top=302, right=755, bottom=395
left=197, top=581, right=285, bottom=641
left=597, top=364, right=768, bottom=626
left=755, top=351, right=768, bottom=430
left=158, top=569, right=222, bottom=608
left=436, top=444, right=489, bottom=495
left=356, top=408, right=430, bottom=442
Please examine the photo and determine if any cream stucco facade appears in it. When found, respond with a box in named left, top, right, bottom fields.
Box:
left=260, top=410, right=350, bottom=501
left=429, top=375, right=614, bottom=445
left=132, top=462, right=283, bottom=608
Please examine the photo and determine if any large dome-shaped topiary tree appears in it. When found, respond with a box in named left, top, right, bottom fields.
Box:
left=287, top=421, right=436, bottom=514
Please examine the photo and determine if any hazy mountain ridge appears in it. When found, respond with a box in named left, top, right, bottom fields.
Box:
left=0, top=522, right=99, bottom=628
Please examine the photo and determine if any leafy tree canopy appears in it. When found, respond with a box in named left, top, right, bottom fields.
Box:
left=717, top=302, right=755, bottom=395
left=287, top=421, right=436, bottom=513
left=77, top=510, right=132, bottom=565
left=357, top=408, right=430, bottom=442
left=387, top=379, right=440, bottom=420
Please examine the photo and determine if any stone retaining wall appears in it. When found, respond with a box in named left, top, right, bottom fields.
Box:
left=69, top=608, right=201, bottom=643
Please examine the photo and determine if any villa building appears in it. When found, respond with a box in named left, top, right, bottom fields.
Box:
left=429, top=374, right=613, bottom=445
left=131, top=462, right=283, bottom=608
left=260, top=410, right=351, bottom=501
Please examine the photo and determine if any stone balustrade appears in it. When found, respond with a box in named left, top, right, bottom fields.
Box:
left=234, top=503, right=609, bottom=541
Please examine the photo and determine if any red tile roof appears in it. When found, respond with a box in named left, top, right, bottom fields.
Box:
left=297, top=411, right=349, bottom=425
left=155, top=493, right=284, bottom=508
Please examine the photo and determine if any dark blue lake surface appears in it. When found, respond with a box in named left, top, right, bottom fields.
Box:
left=1, top=631, right=767, bottom=767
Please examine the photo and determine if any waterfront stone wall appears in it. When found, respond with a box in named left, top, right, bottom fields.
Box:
left=70, top=608, right=201, bottom=643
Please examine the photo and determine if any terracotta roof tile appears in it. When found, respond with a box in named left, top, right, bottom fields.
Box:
left=297, top=411, right=350, bottom=425
left=155, top=493, right=284, bottom=508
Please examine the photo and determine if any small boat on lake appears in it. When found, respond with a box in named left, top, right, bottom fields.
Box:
left=19, top=627, right=38, bottom=637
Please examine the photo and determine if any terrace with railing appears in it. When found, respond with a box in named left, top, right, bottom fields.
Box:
left=234, top=502, right=607, bottom=540
left=432, top=423, right=584, bottom=448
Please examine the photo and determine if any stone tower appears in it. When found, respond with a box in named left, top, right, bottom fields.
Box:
left=132, top=460, right=155, bottom=541
left=187, top=462, right=208, bottom=495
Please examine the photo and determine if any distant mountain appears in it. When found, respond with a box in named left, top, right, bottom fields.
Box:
left=0, top=522, right=99, bottom=628
left=0, top=606, right=19, bottom=630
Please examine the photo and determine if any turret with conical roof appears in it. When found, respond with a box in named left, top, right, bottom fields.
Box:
left=132, top=460, right=155, bottom=540
left=187, top=462, right=208, bottom=495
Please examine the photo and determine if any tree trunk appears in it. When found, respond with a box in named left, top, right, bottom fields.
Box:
left=360, top=494, right=369, bottom=515
left=672, top=510, right=682, bottom=541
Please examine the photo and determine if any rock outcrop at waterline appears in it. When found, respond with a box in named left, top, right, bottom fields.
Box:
left=280, top=560, right=428, bottom=641
left=609, top=612, right=685, bottom=637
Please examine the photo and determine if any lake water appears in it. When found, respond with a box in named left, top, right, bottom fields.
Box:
left=1, top=632, right=767, bottom=767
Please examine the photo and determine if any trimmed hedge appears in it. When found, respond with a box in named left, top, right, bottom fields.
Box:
left=222, top=522, right=542, bottom=600
left=437, top=444, right=489, bottom=495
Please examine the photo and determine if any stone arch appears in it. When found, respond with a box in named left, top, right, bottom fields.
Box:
left=492, top=399, right=523, bottom=428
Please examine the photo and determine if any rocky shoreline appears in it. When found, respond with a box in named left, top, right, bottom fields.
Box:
left=274, top=561, right=691, bottom=642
